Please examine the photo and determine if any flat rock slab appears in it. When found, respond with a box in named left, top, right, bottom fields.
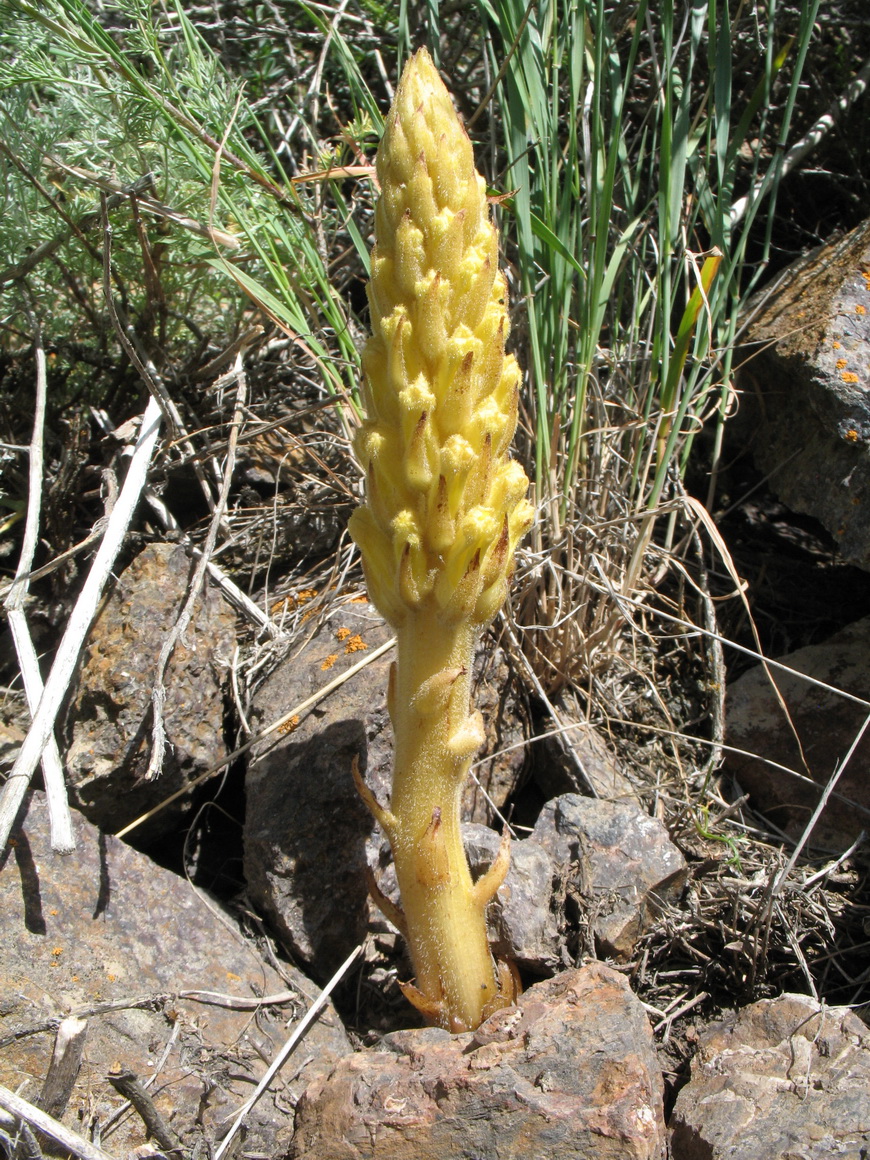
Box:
left=670, top=993, right=870, bottom=1159
left=531, top=795, right=687, bottom=958
left=63, top=542, right=236, bottom=841
left=290, top=963, right=666, bottom=1160
left=0, top=792, right=349, bottom=1157
left=738, top=215, right=870, bottom=567
left=725, top=613, right=870, bottom=849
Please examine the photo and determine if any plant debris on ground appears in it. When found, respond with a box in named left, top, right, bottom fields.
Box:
left=1, top=0, right=869, bottom=1147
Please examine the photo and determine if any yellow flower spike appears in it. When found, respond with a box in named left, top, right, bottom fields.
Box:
left=348, top=47, right=534, bottom=1033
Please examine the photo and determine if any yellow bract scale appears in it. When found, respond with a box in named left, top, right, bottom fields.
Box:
left=398, top=377, right=436, bottom=421
left=459, top=506, right=500, bottom=552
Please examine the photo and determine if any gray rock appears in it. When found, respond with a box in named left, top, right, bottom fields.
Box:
left=737, top=216, right=870, bottom=567
left=463, top=824, right=561, bottom=972
left=63, top=543, right=236, bottom=841
left=244, top=601, right=394, bottom=978
left=725, top=614, right=870, bottom=850
left=290, top=963, right=666, bottom=1160
left=244, top=601, right=528, bottom=978
left=537, top=691, right=641, bottom=805
left=670, top=993, right=870, bottom=1159
left=532, top=795, right=687, bottom=958
left=0, top=791, right=350, bottom=1158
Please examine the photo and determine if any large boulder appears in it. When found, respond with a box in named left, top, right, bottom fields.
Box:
left=63, top=543, right=236, bottom=841
left=670, top=993, right=870, bottom=1159
left=725, top=613, right=870, bottom=849
left=290, top=963, right=666, bottom=1160
left=737, top=216, right=870, bottom=567
left=0, top=791, right=350, bottom=1157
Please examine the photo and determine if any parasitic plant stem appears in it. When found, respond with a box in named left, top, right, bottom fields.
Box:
left=349, top=48, right=533, bottom=1032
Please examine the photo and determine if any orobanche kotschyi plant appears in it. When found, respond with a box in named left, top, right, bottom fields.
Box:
left=349, top=48, right=533, bottom=1033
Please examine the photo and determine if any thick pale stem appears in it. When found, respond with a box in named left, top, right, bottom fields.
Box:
left=388, top=614, right=499, bottom=1032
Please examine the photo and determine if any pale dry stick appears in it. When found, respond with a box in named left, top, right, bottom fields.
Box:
left=777, top=897, right=819, bottom=1000
left=0, top=396, right=163, bottom=852
left=36, top=1016, right=88, bottom=1121
left=178, top=988, right=298, bottom=1009
left=87, top=403, right=283, bottom=642
left=730, top=55, right=870, bottom=227
left=0, top=1085, right=118, bottom=1160
left=2, top=320, right=74, bottom=853
left=802, top=830, right=866, bottom=891
left=213, top=944, right=363, bottom=1160
left=1, top=990, right=299, bottom=1052
left=0, top=506, right=113, bottom=601
left=115, top=636, right=395, bottom=838
left=654, top=990, right=710, bottom=1038
left=146, top=354, right=248, bottom=780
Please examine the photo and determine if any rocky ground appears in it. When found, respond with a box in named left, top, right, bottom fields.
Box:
left=2, top=155, right=870, bottom=1160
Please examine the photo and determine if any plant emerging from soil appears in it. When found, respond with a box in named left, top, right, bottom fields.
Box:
left=349, top=48, right=533, bottom=1032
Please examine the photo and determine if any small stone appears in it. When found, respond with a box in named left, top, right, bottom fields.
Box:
left=532, top=794, right=687, bottom=958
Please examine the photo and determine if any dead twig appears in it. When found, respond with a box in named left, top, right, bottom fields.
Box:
left=36, top=1016, right=88, bottom=1121
left=213, top=944, right=363, bottom=1160
left=146, top=354, right=248, bottom=780
left=2, top=313, right=75, bottom=853
left=106, top=1069, right=181, bottom=1155
left=0, top=990, right=298, bottom=1050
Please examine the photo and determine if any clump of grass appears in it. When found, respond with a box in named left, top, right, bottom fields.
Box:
left=0, top=0, right=364, bottom=410
left=462, top=0, right=822, bottom=692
